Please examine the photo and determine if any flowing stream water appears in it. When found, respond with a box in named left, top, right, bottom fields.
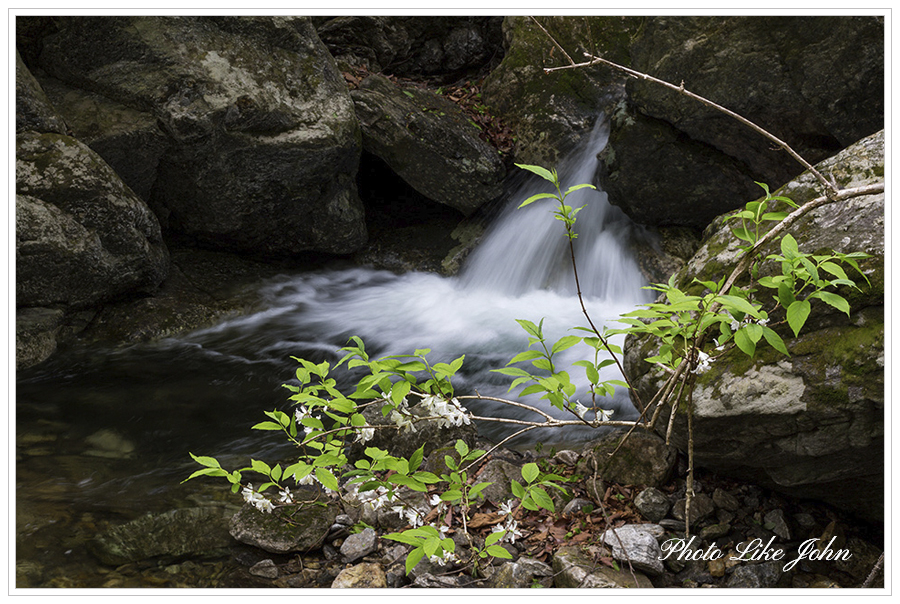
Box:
left=15, top=117, right=652, bottom=587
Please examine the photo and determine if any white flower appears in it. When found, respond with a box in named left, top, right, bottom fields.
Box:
left=241, top=483, right=275, bottom=513
left=757, top=317, right=769, bottom=327
left=573, top=402, right=589, bottom=419
left=278, top=487, right=293, bottom=503
left=596, top=408, right=614, bottom=422
left=356, top=424, right=375, bottom=443
left=503, top=517, right=523, bottom=543
left=390, top=409, right=417, bottom=433
left=295, top=471, right=315, bottom=486
left=498, top=500, right=515, bottom=516
left=430, top=494, right=444, bottom=507
left=692, top=350, right=712, bottom=375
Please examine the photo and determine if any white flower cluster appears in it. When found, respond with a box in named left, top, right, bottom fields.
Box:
left=491, top=499, right=524, bottom=544
left=728, top=312, right=768, bottom=332
left=391, top=504, right=426, bottom=528
left=572, top=401, right=614, bottom=422
left=293, top=470, right=337, bottom=494
left=242, top=483, right=275, bottom=513
left=388, top=396, right=417, bottom=434
left=356, top=423, right=375, bottom=443
left=295, top=404, right=321, bottom=434
left=692, top=350, right=712, bottom=375
left=419, top=395, right=471, bottom=429
left=347, top=482, right=394, bottom=511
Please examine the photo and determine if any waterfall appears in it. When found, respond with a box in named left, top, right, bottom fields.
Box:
left=174, top=115, right=652, bottom=446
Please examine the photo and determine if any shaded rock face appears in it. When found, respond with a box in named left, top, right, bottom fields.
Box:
left=600, top=16, right=884, bottom=230
left=623, top=131, right=884, bottom=521
left=15, top=50, right=66, bottom=135
left=16, top=133, right=169, bottom=309
left=315, top=16, right=503, bottom=76
left=351, top=74, right=506, bottom=216
left=35, top=16, right=366, bottom=256
left=483, top=16, right=644, bottom=167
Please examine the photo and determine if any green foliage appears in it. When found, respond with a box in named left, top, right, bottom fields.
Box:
left=184, top=161, right=872, bottom=577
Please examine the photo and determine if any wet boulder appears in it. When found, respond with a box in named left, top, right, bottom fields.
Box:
left=351, top=74, right=506, bottom=216
left=315, top=16, right=502, bottom=76
left=482, top=16, right=643, bottom=167
left=35, top=16, right=366, bottom=255
left=16, top=133, right=169, bottom=309
left=623, top=130, right=885, bottom=521
left=599, top=16, right=884, bottom=230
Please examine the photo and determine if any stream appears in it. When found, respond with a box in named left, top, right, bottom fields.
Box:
left=15, top=117, right=654, bottom=587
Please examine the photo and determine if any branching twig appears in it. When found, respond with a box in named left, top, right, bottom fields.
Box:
left=540, top=47, right=840, bottom=200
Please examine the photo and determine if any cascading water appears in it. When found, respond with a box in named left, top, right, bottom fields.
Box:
left=169, top=116, right=651, bottom=445
left=15, top=115, right=653, bottom=586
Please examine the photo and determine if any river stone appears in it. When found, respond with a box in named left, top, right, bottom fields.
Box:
left=15, top=307, right=65, bottom=370
left=249, top=559, right=279, bottom=579
left=726, top=561, right=783, bottom=588
left=229, top=501, right=338, bottom=554
left=634, top=487, right=670, bottom=523
left=340, top=527, right=378, bottom=562
left=672, top=493, right=715, bottom=525
left=331, top=562, right=387, bottom=588
left=601, top=524, right=665, bottom=576
left=351, top=74, right=505, bottom=216
left=577, top=429, right=677, bottom=488
left=624, top=130, right=884, bottom=521
left=552, top=545, right=654, bottom=588
left=16, top=133, right=169, bottom=309
left=88, top=507, right=234, bottom=566
left=37, top=16, right=366, bottom=256
left=599, top=16, right=883, bottom=230
left=486, top=558, right=554, bottom=589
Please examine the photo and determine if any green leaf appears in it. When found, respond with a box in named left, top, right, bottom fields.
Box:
left=551, top=335, right=582, bottom=355
left=189, top=453, right=222, bottom=469
left=717, top=295, right=761, bottom=319
left=761, top=211, right=789, bottom=222
left=405, top=547, right=425, bottom=575
left=518, top=192, right=559, bottom=208
left=510, top=480, right=525, bottom=499
left=762, top=326, right=789, bottom=356
left=515, top=163, right=557, bottom=184
left=819, top=261, right=849, bottom=281
left=786, top=299, right=811, bottom=337
left=485, top=531, right=505, bottom=546
left=455, top=439, right=469, bottom=458
left=522, top=463, right=540, bottom=484
left=780, top=234, right=800, bottom=259
left=251, top=421, right=283, bottom=431
left=777, top=282, right=796, bottom=309
left=530, top=486, right=555, bottom=511
left=182, top=467, right=228, bottom=482
left=563, top=183, right=596, bottom=196
left=507, top=350, right=545, bottom=365
left=409, top=445, right=425, bottom=472
left=734, top=327, right=757, bottom=357
left=315, top=467, right=339, bottom=491
left=811, top=291, right=851, bottom=315
left=486, top=545, right=513, bottom=559
left=515, top=318, right=543, bottom=339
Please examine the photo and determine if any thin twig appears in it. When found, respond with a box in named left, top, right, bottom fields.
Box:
left=528, top=16, right=576, bottom=66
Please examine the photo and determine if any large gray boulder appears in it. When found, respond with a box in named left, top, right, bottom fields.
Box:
left=599, top=16, right=884, bottom=230
left=315, top=16, right=502, bottom=75
left=16, top=133, right=169, bottom=309
left=35, top=16, right=366, bottom=255
left=623, top=130, right=884, bottom=521
left=15, top=49, right=66, bottom=135
left=351, top=74, right=506, bottom=216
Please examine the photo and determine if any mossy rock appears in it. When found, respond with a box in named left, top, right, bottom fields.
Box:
left=623, top=131, right=884, bottom=521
